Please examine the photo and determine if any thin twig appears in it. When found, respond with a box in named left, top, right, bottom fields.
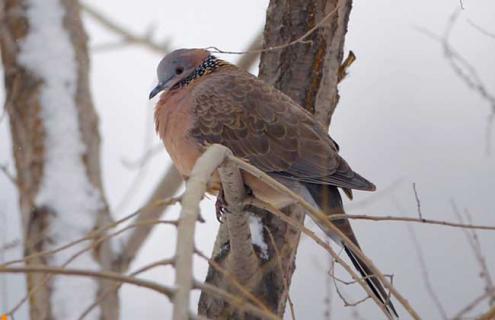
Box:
left=2, top=197, right=180, bottom=267
left=464, top=210, right=494, bottom=304
left=81, top=3, right=169, bottom=54
left=0, top=240, right=20, bottom=253
left=468, top=19, right=495, bottom=40
left=412, top=183, right=423, bottom=219
left=116, top=170, right=183, bottom=270
left=453, top=288, right=495, bottom=319
left=346, top=178, right=404, bottom=210
left=406, top=225, right=448, bottom=319
left=0, top=163, right=16, bottom=185
left=324, top=243, right=334, bottom=320
left=329, top=213, right=495, bottom=231
left=236, top=31, right=263, bottom=71
left=417, top=10, right=495, bottom=155
left=206, top=4, right=340, bottom=56
left=121, top=143, right=163, bottom=170
left=452, top=203, right=495, bottom=307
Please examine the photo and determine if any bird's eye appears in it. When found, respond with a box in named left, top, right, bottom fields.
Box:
left=175, top=66, right=184, bottom=75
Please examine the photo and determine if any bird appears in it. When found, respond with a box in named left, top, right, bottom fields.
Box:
left=150, top=48, right=398, bottom=317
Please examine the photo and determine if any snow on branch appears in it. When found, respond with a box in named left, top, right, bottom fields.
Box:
left=18, top=0, right=103, bottom=318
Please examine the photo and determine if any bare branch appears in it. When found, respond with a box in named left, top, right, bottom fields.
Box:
left=332, top=264, right=371, bottom=310
left=453, top=288, right=495, bottom=319
left=330, top=213, right=495, bottom=231
left=412, top=183, right=423, bottom=219
left=417, top=10, right=495, bottom=154
left=324, top=245, right=334, bottom=320
left=173, top=144, right=232, bottom=320
left=2, top=196, right=179, bottom=267
left=235, top=31, right=263, bottom=71
left=0, top=239, right=20, bottom=253
left=81, top=3, right=169, bottom=54
left=406, top=226, right=447, bottom=319
left=121, top=143, right=163, bottom=170
left=452, top=203, right=495, bottom=306
left=337, top=50, right=356, bottom=83
left=205, top=4, right=341, bottom=56
left=0, top=265, right=174, bottom=298
left=346, top=179, right=404, bottom=210
left=115, top=168, right=182, bottom=270
left=218, top=159, right=260, bottom=285
left=464, top=210, right=494, bottom=302
left=468, top=19, right=495, bottom=40
left=0, top=163, right=16, bottom=185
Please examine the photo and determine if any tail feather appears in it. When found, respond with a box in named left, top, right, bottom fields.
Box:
left=345, top=246, right=398, bottom=317
left=304, top=183, right=398, bottom=317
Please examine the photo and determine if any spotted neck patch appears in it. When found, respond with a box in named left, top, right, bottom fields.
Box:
left=175, top=55, right=225, bottom=89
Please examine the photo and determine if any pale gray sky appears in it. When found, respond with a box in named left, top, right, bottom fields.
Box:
left=1, top=0, right=494, bottom=319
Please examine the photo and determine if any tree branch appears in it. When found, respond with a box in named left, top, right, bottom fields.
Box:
left=81, top=3, right=169, bottom=54
left=330, top=213, right=495, bottom=231
left=0, top=265, right=174, bottom=298
left=218, top=159, right=260, bottom=286
left=115, top=166, right=182, bottom=271
left=173, top=144, right=232, bottom=320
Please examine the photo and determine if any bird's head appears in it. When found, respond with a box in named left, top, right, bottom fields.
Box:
left=149, top=48, right=212, bottom=99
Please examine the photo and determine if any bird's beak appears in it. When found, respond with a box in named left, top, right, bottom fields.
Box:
left=149, top=81, right=170, bottom=100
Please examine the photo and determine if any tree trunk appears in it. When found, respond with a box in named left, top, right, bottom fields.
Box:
left=0, top=0, right=118, bottom=319
left=198, top=0, right=353, bottom=318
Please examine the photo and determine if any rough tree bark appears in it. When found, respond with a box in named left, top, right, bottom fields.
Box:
left=198, top=0, right=353, bottom=318
left=0, top=0, right=118, bottom=319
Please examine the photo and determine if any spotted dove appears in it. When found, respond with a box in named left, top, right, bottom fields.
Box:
left=150, top=48, right=398, bottom=317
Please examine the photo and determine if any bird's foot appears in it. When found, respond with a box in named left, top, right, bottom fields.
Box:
left=215, top=189, right=230, bottom=223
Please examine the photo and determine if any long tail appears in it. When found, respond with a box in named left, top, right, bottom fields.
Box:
left=304, top=183, right=398, bottom=318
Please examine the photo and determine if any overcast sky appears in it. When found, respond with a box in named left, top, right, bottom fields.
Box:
left=1, top=0, right=495, bottom=319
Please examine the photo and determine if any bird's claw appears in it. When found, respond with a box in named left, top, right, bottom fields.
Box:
left=215, top=189, right=230, bottom=223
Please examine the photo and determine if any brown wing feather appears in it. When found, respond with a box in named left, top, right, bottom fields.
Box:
left=190, top=68, right=375, bottom=191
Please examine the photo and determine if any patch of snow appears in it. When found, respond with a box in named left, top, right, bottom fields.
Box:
left=248, top=214, right=269, bottom=259
left=18, top=0, right=102, bottom=318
